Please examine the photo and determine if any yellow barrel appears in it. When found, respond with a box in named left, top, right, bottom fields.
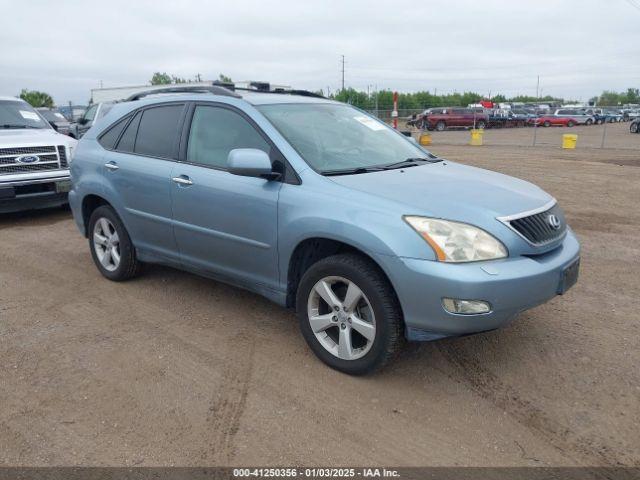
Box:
left=562, top=134, right=578, bottom=149
left=470, top=129, right=483, bottom=146
left=419, top=133, right=432, bottom=146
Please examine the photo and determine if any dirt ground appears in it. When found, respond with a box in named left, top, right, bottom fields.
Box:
left=0, top=139, right=639, bottom=467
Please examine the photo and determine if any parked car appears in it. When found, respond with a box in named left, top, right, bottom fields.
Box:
left=37, top=107, right=72, bottom=135
left=630, top=119, right=640, bottom=133
left=553, top=109, right=595, bottom=125
left=68, top=86, right=580, bottom=375
left=69, top=102, right=114, bottom=139
left=531, top=115, right=579, bottom=127
left=0, top=96, right=77, bottom=213
left=424, top=107, right=489, bottom=131
left=603, top=110, right=623, bottom=123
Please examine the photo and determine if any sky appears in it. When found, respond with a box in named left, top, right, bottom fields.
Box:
left=1, top=0, right=639, bottom=105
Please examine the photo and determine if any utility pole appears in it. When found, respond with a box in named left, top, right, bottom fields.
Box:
left=536, top=75, right=540, bottom=99
left=341, top=55, right=345, bottom=92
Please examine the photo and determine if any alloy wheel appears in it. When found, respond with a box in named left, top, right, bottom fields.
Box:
left=307, top=276, right=376, bottom=361
left=93, top=217, right=121, bottom=272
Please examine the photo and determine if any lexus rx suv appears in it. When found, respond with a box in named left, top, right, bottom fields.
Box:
left=1, top=96, right=77, bottom=213
left=69, top=85, right=580, bottom=374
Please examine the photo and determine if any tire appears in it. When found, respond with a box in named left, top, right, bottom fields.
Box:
left=543, top=121, right=551, bottom=127
left=296, top=253, right=403, bottom=375
left=476, top=120, right=486, bottom=129
left=435, top=121, right=446, bottom=132
left=585, top=118, right=593, bottom=125
left=88, top=205, right=141, bottom=281
left=631, top=122, right=639, bottom=134
left=567, top=120, right=575, bottom=127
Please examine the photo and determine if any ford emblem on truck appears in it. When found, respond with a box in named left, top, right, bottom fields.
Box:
left=16, top=155, right=40, bottom=164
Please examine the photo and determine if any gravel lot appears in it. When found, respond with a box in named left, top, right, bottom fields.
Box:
left=0, top=136, right=638, bottom=467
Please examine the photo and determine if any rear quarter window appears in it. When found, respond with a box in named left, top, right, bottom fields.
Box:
left=98, top=115, right=131, bottom=150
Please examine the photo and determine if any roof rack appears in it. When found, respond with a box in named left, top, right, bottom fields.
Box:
left=124, top=85, right=241, bottom=102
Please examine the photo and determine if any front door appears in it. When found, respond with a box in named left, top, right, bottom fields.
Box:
left=171, top=104, right=281, bottom=291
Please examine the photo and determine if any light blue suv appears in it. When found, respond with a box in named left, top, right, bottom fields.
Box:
left=69, top=85, right=580, bottom=375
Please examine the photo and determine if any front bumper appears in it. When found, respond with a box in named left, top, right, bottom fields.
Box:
left=0, top=174, right=71, bottom=213
left=376, top=229, right=581, bottom=341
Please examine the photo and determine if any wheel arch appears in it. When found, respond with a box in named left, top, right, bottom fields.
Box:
left=81, top=194, right=112, bottom=237
left=285, top=237, right=402, bottom=316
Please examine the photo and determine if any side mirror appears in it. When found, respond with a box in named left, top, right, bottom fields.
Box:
left=227, top=149, right=279, bottom=180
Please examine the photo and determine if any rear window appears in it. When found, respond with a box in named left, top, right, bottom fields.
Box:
left=133, top=105, right=183, bottom=158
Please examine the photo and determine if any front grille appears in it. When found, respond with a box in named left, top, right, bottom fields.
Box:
left=57, top=146, right=68, bottom=168
left=504, top=203, right=567, bottom=245
left=0, top=145, right=67, bottom=175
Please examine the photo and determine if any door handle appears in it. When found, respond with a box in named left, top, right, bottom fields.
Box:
left=104, top=161, right=119, bottom=171
left=172, top=175, right=193, bottom=186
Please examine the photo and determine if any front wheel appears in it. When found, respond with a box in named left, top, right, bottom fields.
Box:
left=435, top=121, right=446, bottom=132
left=296, top=254, right=403, bottom=375
left=543, top=121, right=551, bottom=127
left=476, top=120, right=486, bottom=129
left=631, top=122, right=639, bottom=133
left=567, top=120, right=575, bottom=127
left=88, top=205, right=141, bottom=281
left=585, top=119, right=593, bottom=125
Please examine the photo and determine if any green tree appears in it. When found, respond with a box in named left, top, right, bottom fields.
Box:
left=19, top=89, right=54, bottom=108
left=218, top=74, right=233, bottom=83
left=150, top=72, right=172, bottom=85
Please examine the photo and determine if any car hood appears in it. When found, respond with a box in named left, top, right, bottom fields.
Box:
left=0, top=128, right=76, bottom=147
left=327, top=161, right=553, bottom=225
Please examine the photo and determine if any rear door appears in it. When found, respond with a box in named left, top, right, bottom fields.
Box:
left=171, top=103, right=282, bottom=291
left=101, top=103, right=186, bottom=261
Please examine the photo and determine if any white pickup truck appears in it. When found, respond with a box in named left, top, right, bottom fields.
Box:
left=1, top=96, right=77, bottom=213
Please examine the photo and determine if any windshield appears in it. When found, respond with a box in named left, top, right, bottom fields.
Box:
left=258, top=103, right=432, bottom=174
left=1, top=100, right=50, bottom=129
left=37, top=109, right=67, bottom=122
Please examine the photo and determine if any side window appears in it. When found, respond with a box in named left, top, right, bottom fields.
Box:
left=98, top=115, right=130, bottom=150
left=186, top=105, right=270, bottom=169
left=98, top=104, right=113, bottom=119
left=84, top=105, right=98, bottom=121
left=115, top=111, right=142, bottom=153
left=134, top=105, right=183, bottom=158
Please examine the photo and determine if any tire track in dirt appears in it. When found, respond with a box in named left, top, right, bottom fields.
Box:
left=436, top=342, right=624, bottom=468
left=205, top=332, right=256, bottom=464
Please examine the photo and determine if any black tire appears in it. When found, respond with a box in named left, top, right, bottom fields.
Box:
left=476, top=120, right=486, bottom=129
left=585, top=118, right=593, bottom=125
left=567, top=120, right=575, bottom=127
left=296, top=253, right=403, bottom=375
left=435, top=121, right=446, bottom=132
left=631, top=122, right=639, bottom=134
left=543, top=121, right=551, bottom=127
left=88, top=205, right=141, bottom=281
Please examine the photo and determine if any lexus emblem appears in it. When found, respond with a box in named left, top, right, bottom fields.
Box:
left=547, top=214, right=561, bottom=230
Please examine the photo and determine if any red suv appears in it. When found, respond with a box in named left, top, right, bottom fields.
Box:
left=424, top=108, right=489, bottom=131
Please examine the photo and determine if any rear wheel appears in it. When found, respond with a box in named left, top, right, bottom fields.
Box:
left=435, top=121, right=446, bottom=132
left=631, top=122, right=639, bottom=133
left=543, top=121, right=551, bottom=127
left=296, top=254, right=402, bottom=375
left=567, top=120, right=575, bottom=127
left=476, top=120, right=486, bottom=129
left=88, top=205, right=141, bottom=281
left=585, top=118, right=593, bottom=125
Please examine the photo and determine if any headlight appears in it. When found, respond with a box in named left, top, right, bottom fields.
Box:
left=404, top=216, right=507, bottom=262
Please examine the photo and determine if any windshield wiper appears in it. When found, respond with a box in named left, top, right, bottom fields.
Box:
left=323, top=166, right=387, bottom=176
left=1, top=124, right=41, bottom=129
left=381, top=157, right=442, bottom=170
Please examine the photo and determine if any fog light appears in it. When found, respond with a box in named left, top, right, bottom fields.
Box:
left=442, top=298, right=491, bottom=315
